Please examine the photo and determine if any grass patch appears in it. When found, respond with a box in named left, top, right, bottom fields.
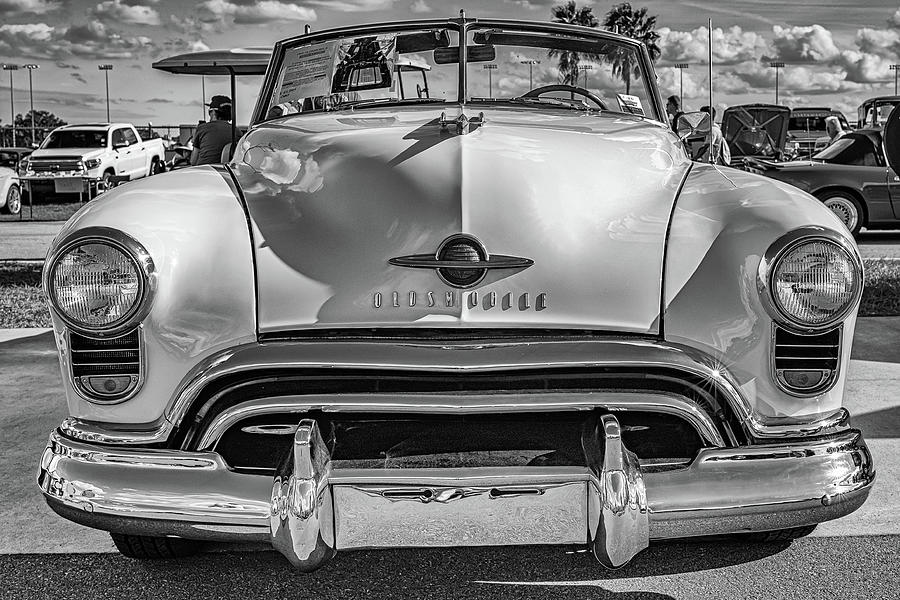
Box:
left=860, top=259, right=900, bottom=317
left=0, top=263, right=50, bottom=328
left=0, top=201, right=85, bottom=222
left=1, top=258, right=899, bottom=329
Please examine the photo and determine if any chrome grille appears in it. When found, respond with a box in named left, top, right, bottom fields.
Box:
left=69, top=330, right=141, bottom=401
left=773, top=326, right=840, bottom=394
left=30, top=159, right=83, bottom=172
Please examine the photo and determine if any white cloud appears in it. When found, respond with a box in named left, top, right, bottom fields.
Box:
left=305, top=0, right=394, bottom=11
left=658, top=26, right=770, bottom=66
left=0, top=0, right=58, bottom=15
left=409, top=0, right=430, bottom=13
left=94, top=0, right=160, bottom=25
left=770, top=24, right=841, bottom=63
left=835, top=49, right=894, bottom=84
left=201, top=0, right=317, bottom=25
left=0, top=21, right=154, bottom=60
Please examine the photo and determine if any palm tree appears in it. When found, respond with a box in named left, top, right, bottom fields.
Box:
left=602, top=3, right=661, bottom=94
left=548, top=2, right=599, bottom=86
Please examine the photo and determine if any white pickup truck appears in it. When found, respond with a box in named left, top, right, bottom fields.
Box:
left=21, top=123, right=166, bottom=200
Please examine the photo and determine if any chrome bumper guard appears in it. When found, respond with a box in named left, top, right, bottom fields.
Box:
left=39, top=416, right=874, bottom=571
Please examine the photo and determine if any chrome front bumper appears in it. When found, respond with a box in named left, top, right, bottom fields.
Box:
left=39, top=418, right=874, bottom=570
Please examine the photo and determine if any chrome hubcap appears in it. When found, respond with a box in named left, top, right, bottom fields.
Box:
left=824, top=197, right=858, bottom=232
left=7, top=187, right=20, bottom=213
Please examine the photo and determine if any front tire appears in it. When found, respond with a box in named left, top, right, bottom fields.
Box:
left=110, top=533, right=202, bottom=559
left=149, top=158, right=164, bottom=176
left=818, top=191, right=863, bottom=236
left=1, top=184, right=21, bottom=215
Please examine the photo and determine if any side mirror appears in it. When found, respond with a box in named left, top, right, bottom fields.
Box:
left=676, top=112, right=711, bottom=140
left=884, top=106, right=900, bottom=174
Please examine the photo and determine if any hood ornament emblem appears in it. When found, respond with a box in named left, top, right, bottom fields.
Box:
left=389, top=234, right=533, bottom=288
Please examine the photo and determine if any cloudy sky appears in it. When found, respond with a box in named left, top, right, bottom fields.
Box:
left=1, top=0, right=900, bottom=128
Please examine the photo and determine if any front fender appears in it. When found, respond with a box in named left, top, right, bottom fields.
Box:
left=664, top=164, right=857, bottom=423
left=48, top=166, right=257, bottom=425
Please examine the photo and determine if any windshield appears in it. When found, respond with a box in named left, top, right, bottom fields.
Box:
left=465, top=27, right=656, bottom=118
left=42, top=130, right=107, bottom=149
left=261, top=23, right=658, bottom=121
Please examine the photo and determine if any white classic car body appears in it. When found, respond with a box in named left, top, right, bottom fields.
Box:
left=38, top=16, right=873, bottom=570
left=0, top=165, right=21, bottom=215
left=21, top=123, right=165, bottom=199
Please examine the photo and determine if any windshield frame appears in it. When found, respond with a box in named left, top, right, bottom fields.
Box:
left=252, top=17, right=663, bottom=124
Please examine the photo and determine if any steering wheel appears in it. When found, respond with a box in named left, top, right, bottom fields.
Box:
left=521, top=84, right=607, bottom=110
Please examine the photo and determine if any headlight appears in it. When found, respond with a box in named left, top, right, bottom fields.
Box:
left=46, top=229, right=155, bottom=335
left=18, top=157, right=29, bottom=172
left=84, top=158, right=101, bottom=169
left=760, top=230, right=862, bottom=330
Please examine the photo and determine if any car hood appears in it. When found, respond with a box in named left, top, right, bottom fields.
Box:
left=0, top=166, right=14, bottom=179
left=30, top=148, right=106, bottom=159
left=722, top=105, right=790, bottom=158
left=229, top=106, right=691, bottom=334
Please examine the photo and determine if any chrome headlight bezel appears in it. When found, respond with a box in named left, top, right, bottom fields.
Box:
left=44, top=227, right=156, bottom=337
left=757, top=227, right=863, bottom=333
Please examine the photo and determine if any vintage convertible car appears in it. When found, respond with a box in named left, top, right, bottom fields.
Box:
left=744, top=129, right=896, bottom=236
left=38, top=15, right=875, bottom=571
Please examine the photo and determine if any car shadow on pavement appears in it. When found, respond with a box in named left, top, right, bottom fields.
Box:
left=852, top=406, right=900, bottom=438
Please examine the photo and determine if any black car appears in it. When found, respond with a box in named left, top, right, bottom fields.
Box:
left=0, top=147, right=33, bottom=175
left=744, top=129, right=897, bottom=235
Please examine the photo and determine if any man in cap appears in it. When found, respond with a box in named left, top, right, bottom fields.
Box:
left=190, top=95, right=233, bottom=165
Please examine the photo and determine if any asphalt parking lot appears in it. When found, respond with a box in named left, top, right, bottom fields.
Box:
left=1, top=323, right=898, bottom=599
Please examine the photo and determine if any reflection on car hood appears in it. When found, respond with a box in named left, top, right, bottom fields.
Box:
left=229, top=106, right=691, bottom=334
left=0, top=166, right=15, bottom=179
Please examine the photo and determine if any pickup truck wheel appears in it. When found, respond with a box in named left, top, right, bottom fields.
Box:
left=99, top=170, right=115, bottom=194
left=737, top=525, right=817, bottom=543
left=110, top=533, right=202, bottom=559
left=150, top=158, right=164, bottom=176
left=817, top=191, right=863, bottom=236
left=1, top=184, right=21, bottom=215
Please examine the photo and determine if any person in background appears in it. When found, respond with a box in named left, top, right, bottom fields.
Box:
left=191, top=95, right=233, bottom=166
left=814, top=116, right=847, bottom=151
left=698, top=105, right=731, bottom=166
left=666, top=95, right=684, bottom=131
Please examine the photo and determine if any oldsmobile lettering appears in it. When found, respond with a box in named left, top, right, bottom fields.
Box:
left=373, top=290, right=548, bottom=310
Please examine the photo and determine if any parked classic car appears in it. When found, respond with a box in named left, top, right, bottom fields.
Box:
left=744, top=129, right=896, bottom=235
left=857, top=95, right=900, bottom=128
left=0, top=163, right=21, bottom=215
left=38, top=15, right=875, bottom=571
left=787, top=107, right=851, bottom=156
left=722, top=103, right=793, bottom=164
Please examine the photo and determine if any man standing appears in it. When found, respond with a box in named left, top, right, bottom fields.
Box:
left=699, top=105, right=731, bottom=166
left=191, top=95, right=233, bottom=165
left=666, top=95, right=684, bottom=131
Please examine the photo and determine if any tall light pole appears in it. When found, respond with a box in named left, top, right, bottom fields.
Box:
left=674, top=63, right=689, bottom=101
left=578, top=64, right=594, bottom=89
left=98, top=64, right=113, bottom=123
left=769, top=61, right=785, bottom=105
left=483, top=63, right=497, bottom=99
left=23, top=64, right=38, bottom=146
left=2, top=64, right=17, bottom=146
left=891, top=64, right=900, bottom=96
left=201, top=74, right=206, bottom=120
left=520, top=59, right=540, bottom=90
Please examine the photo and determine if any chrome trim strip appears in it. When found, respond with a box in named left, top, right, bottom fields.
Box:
left=43, top=226, right=157, bottom=338
left=39, top=427, right=874, bottom=544
left=756, top=226, right=863, bottom=333
left=194, top=391, right=726, bottom=451
left=58, top=338, right=853, bottom=446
